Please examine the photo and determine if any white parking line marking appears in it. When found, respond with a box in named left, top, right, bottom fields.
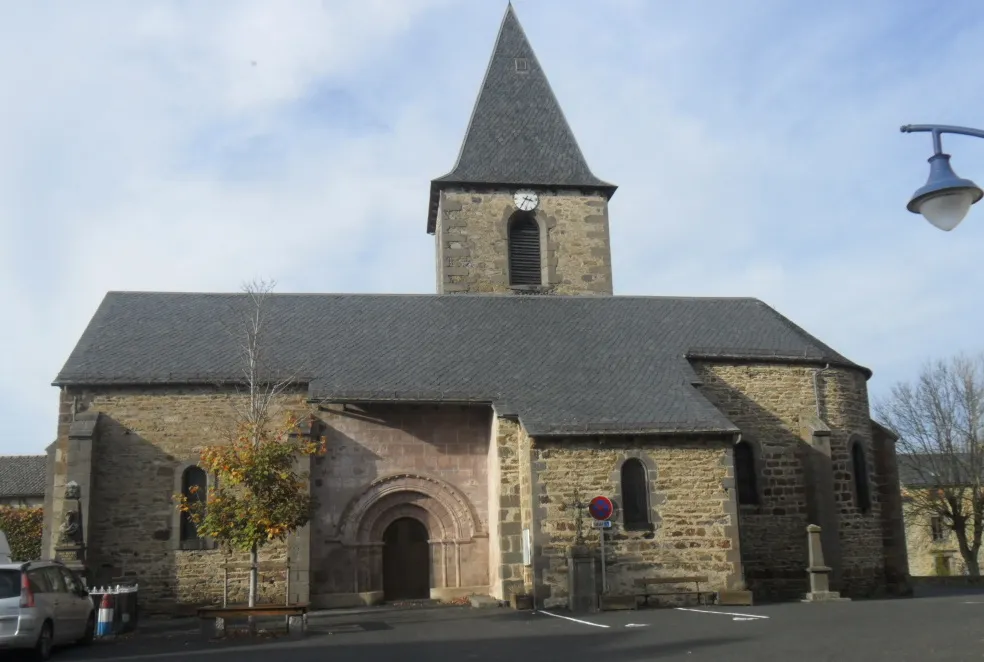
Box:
left=675, top=607, right=769, bottom=619
left=538, top=609, right=610, bottom=628
left=625, top=623, right=648, bottom=628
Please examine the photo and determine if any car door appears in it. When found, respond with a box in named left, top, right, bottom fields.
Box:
left=58, top=567, right=92, bottom=637
left=0, top=569, right=22, bottom=640
left=25, top=568, right=58, bottom=639
left=39, top=566, right=79, bottom=644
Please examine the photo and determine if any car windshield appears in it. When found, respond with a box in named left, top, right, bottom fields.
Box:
left=0, top=570, right=19, bottom=599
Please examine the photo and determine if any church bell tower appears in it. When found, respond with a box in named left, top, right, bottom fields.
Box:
left=427, top=4, right=617, bottom=296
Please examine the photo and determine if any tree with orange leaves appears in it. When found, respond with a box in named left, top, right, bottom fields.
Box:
left=176, top=413, right=324, bottom=557
left=174, top=278, right=323, bottom=612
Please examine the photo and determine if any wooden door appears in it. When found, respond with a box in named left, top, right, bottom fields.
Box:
left=382, top=517, right=431, bottom=601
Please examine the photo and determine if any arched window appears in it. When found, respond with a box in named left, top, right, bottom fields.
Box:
left=734, top=441, right=759, bottom=505
left=852, top=440, right=871, bottom=514
left=621, top=458, right=650, bottom=529
left=508, top=212, right=541, bottom=286
left=180, top=466, right=208, bottom=547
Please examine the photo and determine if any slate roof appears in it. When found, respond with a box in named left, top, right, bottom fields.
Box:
left=0, top=455, right=46, bottom=498
left=54, top=292, right=868, bottom=437
left=427, top=4, right=616, bottom=233
left=897, top=453, right=981, bottom=487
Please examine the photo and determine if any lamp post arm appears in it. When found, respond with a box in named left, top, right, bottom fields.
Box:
left=901, top=124, right=984, bottom=155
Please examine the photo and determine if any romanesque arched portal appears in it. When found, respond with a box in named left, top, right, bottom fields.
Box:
left=335, top=472, right=488, bottom=597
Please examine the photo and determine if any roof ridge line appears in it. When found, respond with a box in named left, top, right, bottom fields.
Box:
left=105, top=291, right=764, bottom=302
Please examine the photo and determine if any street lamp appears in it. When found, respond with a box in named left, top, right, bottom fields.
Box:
left=900, top=124, right=984, bottom=231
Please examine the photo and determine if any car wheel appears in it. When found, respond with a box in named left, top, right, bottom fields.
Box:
left=78, top=612, right=96, bottom=645
left=33, top=621, right=53, bottom=661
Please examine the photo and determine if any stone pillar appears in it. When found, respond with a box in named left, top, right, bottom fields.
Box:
left=800, top=413, right=842, bottom=589
left=48, top=412, right=99, bottom=574
left=871, top=421, right=913, bottom=596
left=286, top=415, right=318, bottom=605
left=53, top=482, right=88, bottom=578
left=287, top=525, right=310, bottom=606
left=802, top=525, right=850, bottom=602
left=567, top=544, right=597, bottom=613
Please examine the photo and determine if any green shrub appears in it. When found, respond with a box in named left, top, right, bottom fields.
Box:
left=0, top=506, right=44, bottom=561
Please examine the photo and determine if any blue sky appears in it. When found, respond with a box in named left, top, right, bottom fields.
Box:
left=2, top=0, right=984, bottom=455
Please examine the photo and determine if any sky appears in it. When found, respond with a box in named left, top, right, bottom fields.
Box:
left=2, top=0, right=984, bottom=456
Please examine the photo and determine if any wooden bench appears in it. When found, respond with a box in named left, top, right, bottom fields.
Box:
left=197, top=604, right=310, bottom=638
left=636, top=576, right=710, bottom=607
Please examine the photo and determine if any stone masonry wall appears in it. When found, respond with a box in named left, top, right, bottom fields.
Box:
left=51, top=389, right=495, bottom=611
left=308, top=403, right=491, bottom=602
left=487, top=417, right=503, bottom=595
left=871, top=422, right=911, bottom=594
left=435, top=188, right=613, bottom=295
left=530, top=435, right=740, bottom=609
left=692, top=362, right=885, bottom=600
left=49, top=386, right=305, bottom=613
left=488, top=417, right=525, bottom=600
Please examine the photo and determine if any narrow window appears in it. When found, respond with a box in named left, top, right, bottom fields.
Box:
left=508, top=212, right=541, bottom=286
left=180, top=466, right=208, bottom=546
left=852, top=441, right=871, bottom=514
left=734, top=441, right=759, bottom=505
left=931, top=516, right=945, bottom=542
left=621, top=458, right=650, bottom=529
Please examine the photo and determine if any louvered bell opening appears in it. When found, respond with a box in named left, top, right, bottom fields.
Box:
left=508, top=216, right=541, bottom=286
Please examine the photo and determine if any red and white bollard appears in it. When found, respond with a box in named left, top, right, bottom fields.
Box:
left=96, top=592, right=114, bottom=638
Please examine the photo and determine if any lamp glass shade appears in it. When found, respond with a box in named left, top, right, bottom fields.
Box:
left=917, top=190, right=975, bottom=231
left=906, top=153, right=983, bottom=231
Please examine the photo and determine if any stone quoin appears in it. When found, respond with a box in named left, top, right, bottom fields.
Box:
left=43, top=4, right=910, bottom=612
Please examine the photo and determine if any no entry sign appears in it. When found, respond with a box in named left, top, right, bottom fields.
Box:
left=588, top=495, right=614, bottom=521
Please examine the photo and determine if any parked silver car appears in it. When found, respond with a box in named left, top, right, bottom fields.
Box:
left=0, top=560, right=95, bottom=660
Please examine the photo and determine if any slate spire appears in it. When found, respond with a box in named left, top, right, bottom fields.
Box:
left=427, top=3, right=616, bottom=233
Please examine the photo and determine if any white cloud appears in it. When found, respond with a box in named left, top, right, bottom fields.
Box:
left=2, top=0, right=984, bottom=454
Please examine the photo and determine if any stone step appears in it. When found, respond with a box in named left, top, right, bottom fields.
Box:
left=468, top=595, right=500, bottom=609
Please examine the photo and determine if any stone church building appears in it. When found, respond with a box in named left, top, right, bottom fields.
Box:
left=43, top=5, right=910, bottom=612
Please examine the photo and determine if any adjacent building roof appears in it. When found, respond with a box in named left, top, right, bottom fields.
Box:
left=427, top=4, right=616, bottom=233
left=0, top=455, right=46, bottom=499
left=54, top=292, right=867, bottom=437
left=897, top=452, right=981, bottom=487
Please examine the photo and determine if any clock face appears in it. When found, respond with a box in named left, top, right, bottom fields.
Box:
left=514, top=189, right=539, bottom=211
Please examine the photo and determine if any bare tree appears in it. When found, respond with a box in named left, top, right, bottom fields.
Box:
left=233, top=278, right=297, bottom=608
left=874, top=353, right=984, bottom=575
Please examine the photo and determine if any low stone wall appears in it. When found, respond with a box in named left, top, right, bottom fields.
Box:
left=910, top=575, right=984, bottom=588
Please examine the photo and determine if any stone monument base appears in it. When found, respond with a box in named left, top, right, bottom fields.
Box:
left=802, top=591, right=851, bottom=603
left=802, top=525, right=850, bottom=603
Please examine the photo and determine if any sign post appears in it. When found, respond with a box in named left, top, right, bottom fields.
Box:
left=588, top=496, right=614, bottom=594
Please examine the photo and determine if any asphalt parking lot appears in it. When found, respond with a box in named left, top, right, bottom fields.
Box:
left=46, top=590, right=984, bottom=662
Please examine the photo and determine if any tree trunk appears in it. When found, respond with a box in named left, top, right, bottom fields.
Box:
left=954, top=527, right=981, bottom=576
left=964, top=554, right=981, bottom=577
left=248, top=543, right=259, bottom=633
left=249, top=543, right=258, bottom=606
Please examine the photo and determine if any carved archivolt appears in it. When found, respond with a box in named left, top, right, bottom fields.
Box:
left=337, top=472, right=482, bottom=545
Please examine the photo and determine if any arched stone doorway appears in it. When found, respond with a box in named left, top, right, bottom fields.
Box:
left=382, top=517, right=431, bottom=600
left=330, top=473, right=489, bottom=602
